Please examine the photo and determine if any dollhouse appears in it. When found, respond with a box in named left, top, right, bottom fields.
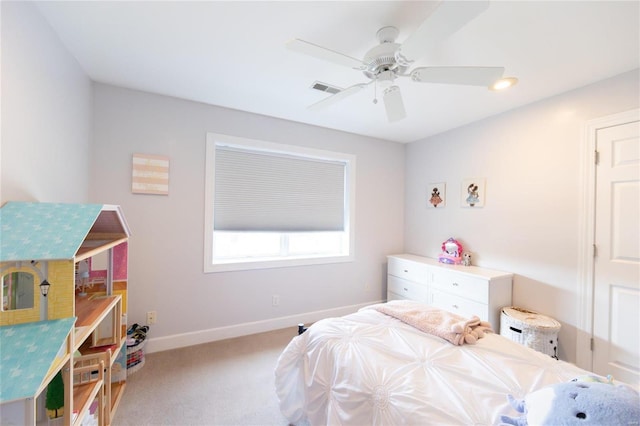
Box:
left=0, top=202, right=131, bottom=426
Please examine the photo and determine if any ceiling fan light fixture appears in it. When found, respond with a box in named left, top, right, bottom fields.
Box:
left=377, top=70, right=395, bottom=89
left=489, top=77, right=518, bottom=91
left=288, top=2, right=500, bottom=121
left=383, top=85, right=406, bottom=122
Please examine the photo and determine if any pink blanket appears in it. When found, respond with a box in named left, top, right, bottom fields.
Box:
left=367, top=300, right=493, bottom=345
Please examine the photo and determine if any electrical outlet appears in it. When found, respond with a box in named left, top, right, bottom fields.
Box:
left=272, top=295, right=280, bottom=307
left=146, top=310, right=157, bottom=325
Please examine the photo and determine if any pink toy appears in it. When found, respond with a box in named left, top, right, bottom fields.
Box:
left=438, top=238, right=463, bottom=265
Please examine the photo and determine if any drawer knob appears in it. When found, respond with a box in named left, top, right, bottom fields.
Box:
left=403, top=287, right=408, bottom=291
left=404, top=269, right=409, bottom=273
left=452, top=282, right=459, bottom=286
left=452, top=304, right=459, bottom=309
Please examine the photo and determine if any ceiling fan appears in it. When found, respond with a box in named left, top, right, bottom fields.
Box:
left=286, top=0, right=516, bottom=123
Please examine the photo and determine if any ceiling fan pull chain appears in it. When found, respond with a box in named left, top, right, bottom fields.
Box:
left=373, top=78, right=378, bottom=104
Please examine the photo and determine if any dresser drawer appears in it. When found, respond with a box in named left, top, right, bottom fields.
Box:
left=387, top=291, right=411, bottom=302
left=430, top=288, right=489, bottom=322
left=388, top=275, right=429, bottom=303
left=430, top=270, right=489, bottom=304
left=388, top=257, right=428, bottom=284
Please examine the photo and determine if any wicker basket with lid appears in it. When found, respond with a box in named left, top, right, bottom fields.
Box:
left=500, top=306, right=561, bottom=359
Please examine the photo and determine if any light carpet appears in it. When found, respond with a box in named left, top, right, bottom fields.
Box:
left=113, top=327, right=296, bottom=426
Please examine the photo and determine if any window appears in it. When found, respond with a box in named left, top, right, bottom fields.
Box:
left=204, top=133, right=355, bottom=272
left=1, top=271, right=35, bottom=311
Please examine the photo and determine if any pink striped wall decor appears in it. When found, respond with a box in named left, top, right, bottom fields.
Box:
left=132, top=153, right=170, bottom=195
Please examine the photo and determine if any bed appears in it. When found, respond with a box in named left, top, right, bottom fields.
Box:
left=274, top=301, right=591, bottom=425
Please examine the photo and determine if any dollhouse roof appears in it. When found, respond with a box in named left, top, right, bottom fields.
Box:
left=0, top=317, right=75, bottom=403
left=0, top=202, right=131, bottom=262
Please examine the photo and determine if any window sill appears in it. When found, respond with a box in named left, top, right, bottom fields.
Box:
left=204, top=254, right=354, bottom=273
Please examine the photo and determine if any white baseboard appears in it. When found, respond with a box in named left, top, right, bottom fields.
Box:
left=145, top=300, right=383, bottom=354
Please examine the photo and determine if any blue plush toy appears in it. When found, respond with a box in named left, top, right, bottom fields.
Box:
left=500, top=375, right=640, bottom=426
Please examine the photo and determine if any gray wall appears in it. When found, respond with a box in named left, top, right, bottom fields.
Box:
left=1, top=1, right=91, bottom=204
left=91, top=84, right=405, bottom=351
left=404, top=69, right=639, bottom=362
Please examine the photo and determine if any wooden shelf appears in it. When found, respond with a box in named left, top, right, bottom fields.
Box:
left=74, top=294, right=123, bottom=426
left=74, top=295, right=121, bottom=352
left=77, top=337, right=125, bottom=363
left=110, top=381, right=126, bottom=420
left=75, top=295, right=120, bottom=328
left=75, top=237, right=128, bottom=262
left=72, top=359, right=104, bottom=426
left=72, top=380, right=102, bottom=426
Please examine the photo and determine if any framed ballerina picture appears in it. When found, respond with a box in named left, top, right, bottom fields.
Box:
left=427, top=183, right=446, bottom=208
left=461, top=178, right=485, bottom=208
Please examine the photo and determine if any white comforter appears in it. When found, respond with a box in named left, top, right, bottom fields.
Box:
left=275, top=307, right=588, bottom=425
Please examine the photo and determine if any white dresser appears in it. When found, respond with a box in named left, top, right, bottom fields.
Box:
left=387, top=254, right=513, bottom=332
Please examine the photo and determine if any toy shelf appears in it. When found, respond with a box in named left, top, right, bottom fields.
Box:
left=75, top=237, right=128, bottom=263
left=74, top=294, right=125, bottom=425
left=75, top=340, right=127, bottom=424
left=74, top=295, right=122, bottom=350
left=0, top=202, right=132, bottom=426
left=71, top=361, right=104, bottom=426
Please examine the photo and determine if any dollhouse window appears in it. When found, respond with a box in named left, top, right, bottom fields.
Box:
left=204, top=133, right=355, bottom=272
left=1, top=271, right=35, bottom=311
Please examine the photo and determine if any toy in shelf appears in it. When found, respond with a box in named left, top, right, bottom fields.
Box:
left=438, top=237, right=463, bottom=265
left=45, top=371, right=64, bottom=419
left=75, top=259, right=90, bottom=297
left=75, top=259, right=107, bottom=297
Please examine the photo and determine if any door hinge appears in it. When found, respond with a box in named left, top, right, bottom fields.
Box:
left=595, top=150, right=600, bottom=165
left=593, top=244, right=598, bottom=257
left=590, top=338, right=594, bottom=351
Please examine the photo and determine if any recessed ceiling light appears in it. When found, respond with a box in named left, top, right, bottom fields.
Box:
left=489, top=77, right=518, bottom=91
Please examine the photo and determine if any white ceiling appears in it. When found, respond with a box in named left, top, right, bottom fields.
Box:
left=35, top=1, right=639, bottom=143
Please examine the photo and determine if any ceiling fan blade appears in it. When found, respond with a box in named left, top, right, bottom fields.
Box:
left=383, top=86, right=406, bottom=123
left=286, top=39, right=364, bottom=70
left=396, top=0, right=490, bottom=66
left=308, top=83, right=369, bottom=111
left=411, top=66, right=504, bottom=86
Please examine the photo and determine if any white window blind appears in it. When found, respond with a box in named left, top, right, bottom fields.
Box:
left=214, top=145, right=346, bottom=232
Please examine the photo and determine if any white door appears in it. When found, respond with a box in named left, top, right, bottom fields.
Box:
left=592, top=118, right=640, bottom=388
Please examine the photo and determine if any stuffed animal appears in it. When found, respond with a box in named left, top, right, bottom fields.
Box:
left=462, top=252, right=472, bottom=266
left=500, top=376, right=640, bottom=426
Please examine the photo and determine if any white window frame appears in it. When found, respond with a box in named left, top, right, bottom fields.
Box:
left=204, top=133, right=356, bottom=273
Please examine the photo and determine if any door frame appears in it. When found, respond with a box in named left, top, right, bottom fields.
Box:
left=576, top=108, right=640, bottom=370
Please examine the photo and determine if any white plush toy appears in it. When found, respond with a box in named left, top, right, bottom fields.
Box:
left=500, top=375, right=640, bottom=426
